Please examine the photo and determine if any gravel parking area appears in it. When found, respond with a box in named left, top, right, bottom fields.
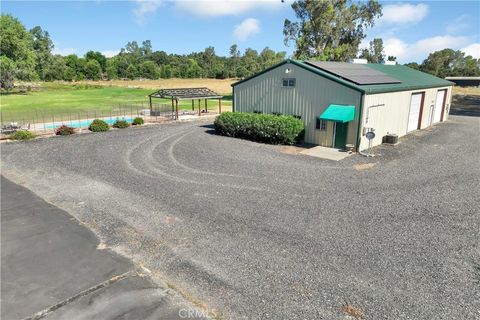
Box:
left=1, top=115, right=479, bottom=319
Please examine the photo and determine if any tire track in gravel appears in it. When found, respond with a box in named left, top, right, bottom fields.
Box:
left=124, top=125, right=307, bottom=196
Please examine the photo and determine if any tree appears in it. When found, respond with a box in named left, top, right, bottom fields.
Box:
left=141, top=40, right=152, bottom=57
left=420, top=48, right=480, bottom=78
left=0, top=56, right=16, bottom=90
left=387, top=56, right=396, bottom=62
left=126, top=64, right=138, bottom=79
left=359, top=38, right=385, bottom=63
left=139, top=60, right=159, bottom=79
left=284, top=0, right=382, bottom=61
left=85, top=51, right=107, bottom=72
left=404, top=62, right=420, bottom=70
left=43, top=55, right=66, bottom=81
left=0, top=14, right=37, bottom=80
left=150, top=51, right=168, bottom=66
left=84, top=59, right=102, bottom=80
left=63, top=66, right=76, bottom=81
left=201, top=46, right=216, bottom=78
left=243, top=48, right=260, bottom=76
left=30, top=26, right=54, bottom=80
left=105, top=60, right=118, bottom=80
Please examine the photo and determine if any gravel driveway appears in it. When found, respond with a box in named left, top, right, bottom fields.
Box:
left=1, top=115, right=479, bottom=319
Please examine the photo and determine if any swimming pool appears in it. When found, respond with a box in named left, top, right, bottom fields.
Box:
left=44, top=117, right=134, bottom=129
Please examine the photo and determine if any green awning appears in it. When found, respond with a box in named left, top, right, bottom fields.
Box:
left=319, top=104, right=355, bottom=123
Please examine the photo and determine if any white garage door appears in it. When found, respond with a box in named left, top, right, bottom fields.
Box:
left=433, top=90, right=446, bottom=123
left=407, top=93, right=423, bottom=132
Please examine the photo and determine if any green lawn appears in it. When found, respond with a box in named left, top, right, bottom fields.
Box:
left=0, top=83, right=232, bottom=123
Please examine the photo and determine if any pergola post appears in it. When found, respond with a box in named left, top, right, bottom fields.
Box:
left=175, top=99, right=179, bottom=120
left=147, top=88, right=223, bottom=119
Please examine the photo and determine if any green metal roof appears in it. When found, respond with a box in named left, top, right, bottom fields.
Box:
left=319, top=104, right=355, bottom=123
left=357, top=64, right=454, bottom=94
left=232, top=59, right=454, bottom=94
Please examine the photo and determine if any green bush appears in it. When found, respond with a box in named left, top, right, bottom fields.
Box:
left=9, top=130, right=35, bottom=140
left=88, top=119, right=110, bottom=132
left=214, top=112, right=305, bottom=145
left=55, top=125, right=75, bottom=135
left=113, top=119, right=130, bottom=129
left=132, top=117, right=144, bottom=125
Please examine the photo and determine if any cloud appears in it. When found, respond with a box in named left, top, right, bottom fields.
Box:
left=52, top=45, right=77, bottom=56
left=379, top=3, right=429, bottom=25
left=233, top=18, right=260, bottom=41
left=384, top=35, right=471, bottom=62
left=461, top=43, right=480, bottom=59
left=174, top=0, right=282, bottom=18
left=133, top=0, right=163, bottom=24
left=101, top=50, right=120, bottom=58
left=446, top=14, right=470, bottom=34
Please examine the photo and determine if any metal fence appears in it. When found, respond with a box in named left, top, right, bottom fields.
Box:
left=0, top=102, right=176, bottom=135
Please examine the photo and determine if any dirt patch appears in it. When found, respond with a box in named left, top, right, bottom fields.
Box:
left=278, top=145, right=309, bottom=155
left=353, top=163, right=376, bottom=170
left=79, top=78, right=235, bottom=95
left=341, top=303, right=364, bottom=319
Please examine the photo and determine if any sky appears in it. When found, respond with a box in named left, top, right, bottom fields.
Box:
left=2, top=0, right=479, bottom=63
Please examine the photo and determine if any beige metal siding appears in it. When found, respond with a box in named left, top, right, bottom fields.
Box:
left=359, top=86, right=453, bottom=150
left=234, top=63, right=362, bottom=146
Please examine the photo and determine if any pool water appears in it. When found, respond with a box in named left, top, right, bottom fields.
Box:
left=45, top=117, right=134, bottom=129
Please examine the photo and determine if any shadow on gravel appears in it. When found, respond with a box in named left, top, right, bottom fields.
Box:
left=450, top=95, right=480, bottom=117
left=199, top=124, right=217, bottom=135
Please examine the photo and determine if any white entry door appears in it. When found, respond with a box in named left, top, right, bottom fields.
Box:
left=407, top=93, right=423, bottom=132
left=433, top=90, right=446, bottom=123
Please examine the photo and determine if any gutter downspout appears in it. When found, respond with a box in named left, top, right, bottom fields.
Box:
left=355, top=93, right=365, bottom=152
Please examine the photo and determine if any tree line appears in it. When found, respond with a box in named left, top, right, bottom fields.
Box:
left=1, top=0, right=479, bottom=90
left=0, top=14, right=286, bottom=88
left=283, top=0, right=479, bottom=77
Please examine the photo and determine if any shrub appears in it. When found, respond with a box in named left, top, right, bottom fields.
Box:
left=9, top=130, right=35, bottom=140
left=132, top=117, right=144, bottom=125
left=214, top=112, right=305, bottom=145
left=88, top=119, right=110, bottom=132
left=55, top=125, right=75, bottom=135
left=113, top=119, right=130, bottom=129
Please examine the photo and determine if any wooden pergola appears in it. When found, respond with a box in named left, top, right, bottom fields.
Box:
left=148, top=87, right=223, bottom=120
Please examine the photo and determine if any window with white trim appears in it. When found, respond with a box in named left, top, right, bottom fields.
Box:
left=316, top=119, right=327, bottom=131
left=282, top=78, right=296, bottom=87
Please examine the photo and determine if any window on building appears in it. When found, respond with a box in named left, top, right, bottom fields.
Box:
left=282, top=78, right=296, bottom=87
left=316, top=119, right=327, bottom=131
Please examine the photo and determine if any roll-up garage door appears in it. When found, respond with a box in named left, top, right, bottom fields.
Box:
left=407, top=93, right=423, bottom=132
left=433, top=90, right=446, bottom=123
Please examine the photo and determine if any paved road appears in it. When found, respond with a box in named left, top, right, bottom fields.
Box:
left=1, top=115, right=479, bottom=319
left=1, top=176, right=206, bottom=320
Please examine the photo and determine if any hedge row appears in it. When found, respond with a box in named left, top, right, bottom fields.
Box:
left=214, top=112, right=304, bottom=145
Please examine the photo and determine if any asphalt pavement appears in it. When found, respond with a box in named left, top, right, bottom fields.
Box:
left=1, top=176, right=207, bottom=320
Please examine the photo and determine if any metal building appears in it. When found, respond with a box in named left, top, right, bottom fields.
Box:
left=232, top=59, right=454, bottom=151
